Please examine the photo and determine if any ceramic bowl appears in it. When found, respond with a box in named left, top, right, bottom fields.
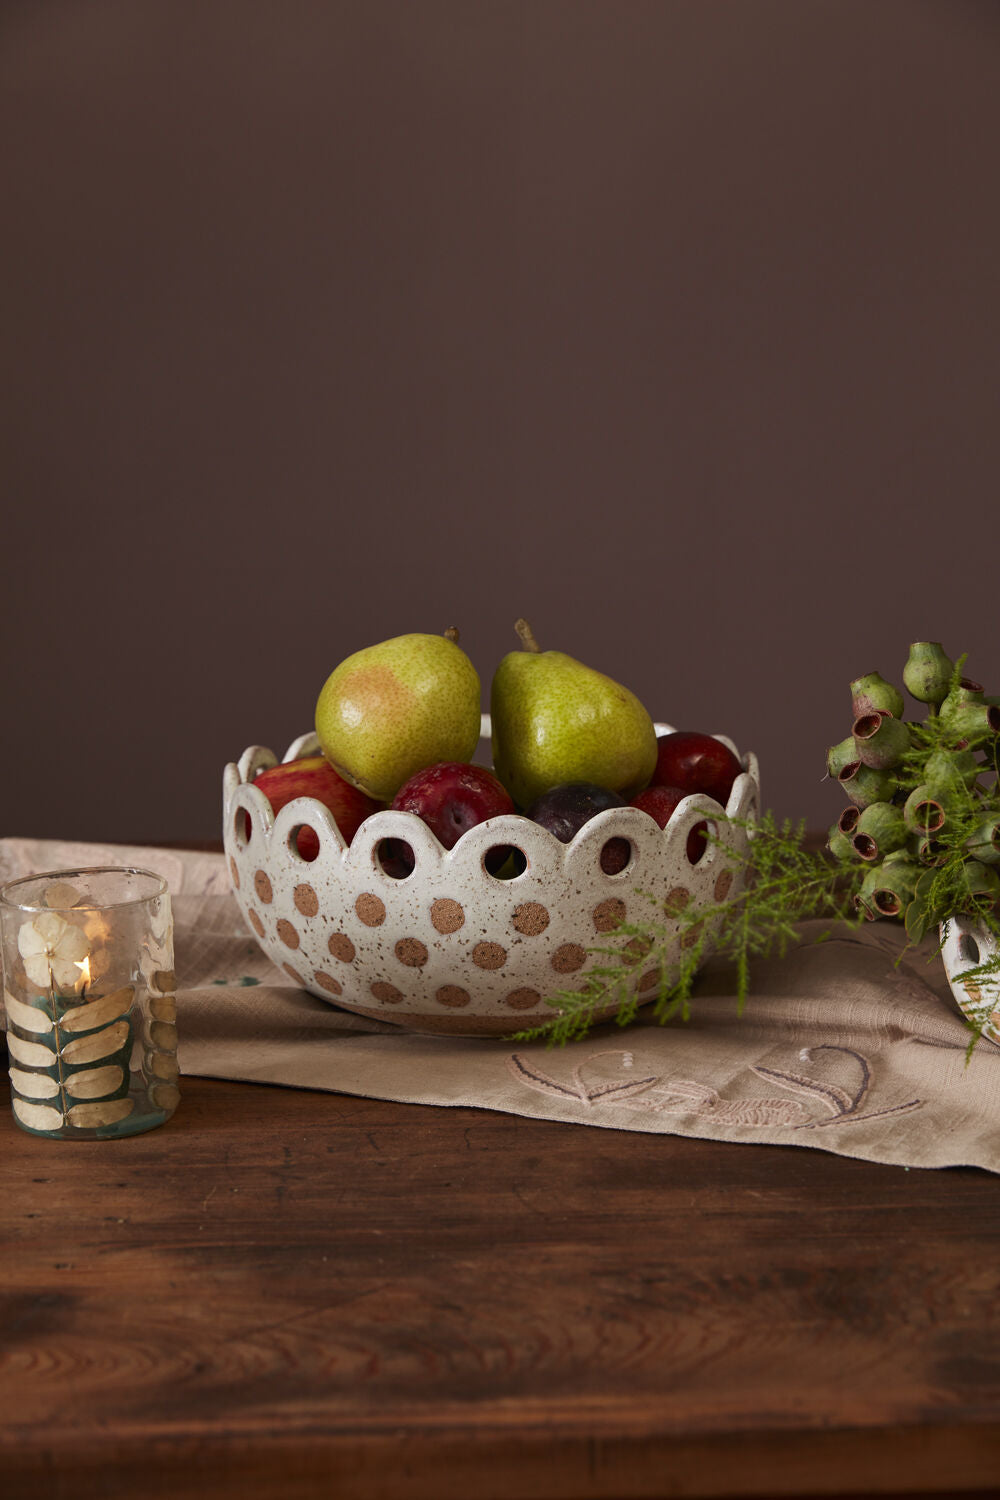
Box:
left=222, top=718, right=761, bottom=1036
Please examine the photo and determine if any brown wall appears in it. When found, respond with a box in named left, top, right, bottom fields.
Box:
left=3, top=0, right=999, bottom=844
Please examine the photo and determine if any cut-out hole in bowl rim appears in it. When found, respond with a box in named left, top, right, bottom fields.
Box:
left=484, top=845, right=528, bottom=880
left=959, top=932, right=982, bottom=967
left=376, top=838, right=416, bottom=880
left=287, top=824, right=321, bottom=863
left=599, top=837, right=632, bottom=876
left=235, top=806, right=252, bottom=850
left=685, top=820, right=711, bottom=865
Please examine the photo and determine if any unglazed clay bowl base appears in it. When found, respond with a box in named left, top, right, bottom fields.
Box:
left=222, top=719, right=761, bottom=1037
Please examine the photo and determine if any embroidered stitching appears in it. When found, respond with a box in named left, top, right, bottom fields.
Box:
left=622, top=1078, right=810, bottom=1126
left=753, top=1045, right=922, bottom=1130
left=507, top=1043, right=923, bottom=1129
left=506, top=1050, right=659, bottom=1108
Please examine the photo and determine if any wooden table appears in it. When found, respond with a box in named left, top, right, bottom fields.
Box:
left=1, top=1071, right=998, bottom=1500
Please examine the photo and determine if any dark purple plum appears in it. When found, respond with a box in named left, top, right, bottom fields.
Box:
left=528, top=783, right=625, bottom=843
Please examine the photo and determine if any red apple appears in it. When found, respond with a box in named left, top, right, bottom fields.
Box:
left=650, top=731, right=741, bottom=807
left=254, top=755, right=381, bottom=858
left=630, top=784, right=707, bottom=864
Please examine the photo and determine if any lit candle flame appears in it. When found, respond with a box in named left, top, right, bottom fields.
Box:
left=76, top=955, right=91, bottom=992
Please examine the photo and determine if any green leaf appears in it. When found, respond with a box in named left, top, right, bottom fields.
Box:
left=904, top=898, right=928, bottom=945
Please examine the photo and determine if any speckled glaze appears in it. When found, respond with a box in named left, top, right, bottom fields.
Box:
left=939, top=916, right=1000, bottom=1046
left=222, top=717, right=761, bottom=1037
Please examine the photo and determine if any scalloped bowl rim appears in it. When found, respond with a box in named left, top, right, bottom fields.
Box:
left=223, top=716, right=759, bottom=871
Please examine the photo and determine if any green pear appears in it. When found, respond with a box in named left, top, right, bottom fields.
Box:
left=490, top=620, right=658, bottom=808
left=315, top=630, right=481, bottom=801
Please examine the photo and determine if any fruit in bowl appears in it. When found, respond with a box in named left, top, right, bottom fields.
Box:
left=252, top=756, right=380, bottom=860
left=491, top=619, right=658, bottom=807
left=223, top=625, right=760, bottom=1036
left=315, top=629, right=481, bottom=801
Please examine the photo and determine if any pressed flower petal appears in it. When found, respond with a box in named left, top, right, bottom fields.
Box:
left=55, top=926, right=89, bottom=963
left=23, top=954, right=54, bottom=988
left=52, top=956, right=85, bottom=988
left=33, top=912, right=70, bottom=946
left=18, top=924, right=49, bottom=959
left=43, top=882, right=83, bottom=909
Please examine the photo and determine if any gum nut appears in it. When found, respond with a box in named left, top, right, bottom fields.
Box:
left=903, top=784, right=947, bottom=834
left=870, top=861, right=920, bottom=918
left=902, top=642, right=953, bottom=706
left=914, top=836, right=948, bottom=866
left=851, top=711, right=910, bottom=770
left=850, top=673, right=905, bottom=720
left=852, top=802, right=907, bottom=861
left=826, top=736, right=859, bottom=779
left=943, top=677, right=985, bottom=706
left=939, top=697, right=1000, bottom=747
left=924, top=747, right=980, bottom=792
left=837, top=762, right=896, bottom=809
left=960, top=860, right=1000, bottom=907
left=966, top=817, right=1000, bottom=865
left=853, top=867, right=880, bottom=919
left=827, top=823, right=856, bottom=862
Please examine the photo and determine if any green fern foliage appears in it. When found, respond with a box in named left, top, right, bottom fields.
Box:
left=514, top=814, right=859, bottom=1047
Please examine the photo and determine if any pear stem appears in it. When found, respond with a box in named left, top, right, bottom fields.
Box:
left=443, top=626, right=460, bottom=644
left=514, top=618, right=541, bottom=653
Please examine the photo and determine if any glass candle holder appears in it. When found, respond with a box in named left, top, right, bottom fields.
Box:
left=0, top=867, right=179, bottom=1139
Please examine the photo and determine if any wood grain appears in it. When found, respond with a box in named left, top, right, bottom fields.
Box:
left=1, top=1074, right=998, bottom=1499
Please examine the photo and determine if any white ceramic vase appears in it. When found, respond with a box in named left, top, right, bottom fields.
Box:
left=939, top=914, right=1000, bottom=1045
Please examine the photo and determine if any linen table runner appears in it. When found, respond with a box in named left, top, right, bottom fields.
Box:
left=3, top=839, right=997, bottom=1172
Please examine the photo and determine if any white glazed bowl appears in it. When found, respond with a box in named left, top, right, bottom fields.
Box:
left=222, top=718, right=761, bottom=1036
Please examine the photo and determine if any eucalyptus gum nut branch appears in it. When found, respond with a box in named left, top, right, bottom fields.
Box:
left=966, top=816, right=1000, bottom=865
left=852, top=711, right=911, bottom=770
left=852, top=802, right=908, bottom=861
left=849, top=673, right=905, bottom=720
left=903, top=783, right=947, bottom=834
left=837, top=761, right=896, bottom=809
left=902, top=641, right=954, bottom=707
left=827, top=736, right=860, bottom=780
